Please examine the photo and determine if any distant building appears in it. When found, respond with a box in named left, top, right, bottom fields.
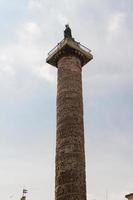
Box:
left=20, top=189, right=27, bottom=200
left=21, top=197, right=26, bottom=200
left=125, top=193, right=133, bottom=200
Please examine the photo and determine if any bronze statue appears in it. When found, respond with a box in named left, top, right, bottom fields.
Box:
left=64, top=24, right=72, bottom=39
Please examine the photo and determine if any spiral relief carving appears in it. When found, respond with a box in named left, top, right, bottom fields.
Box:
left=55, top=56, right=86, bottom=200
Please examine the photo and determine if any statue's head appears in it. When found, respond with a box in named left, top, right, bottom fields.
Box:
left=65, top=24, right=69, bottom=28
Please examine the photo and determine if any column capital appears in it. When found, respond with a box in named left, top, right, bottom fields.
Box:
left=46, top=38, right=93, bottom=68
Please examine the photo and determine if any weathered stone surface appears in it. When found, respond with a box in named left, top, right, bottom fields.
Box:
left=55, top=55, right=86, bottom=200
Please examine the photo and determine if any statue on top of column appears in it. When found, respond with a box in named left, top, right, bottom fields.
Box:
left=64, top=24, right=72, bottom=39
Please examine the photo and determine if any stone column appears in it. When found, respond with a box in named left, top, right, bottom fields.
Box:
left=55, top=55, right=86, bottom=200
left=46, top=33, right=93, bottom=200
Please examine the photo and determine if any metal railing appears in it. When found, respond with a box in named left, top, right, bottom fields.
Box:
left=79, top=43, right=91, bottom=53
left=48, top=38, right=91, bottom=56
left=48, top=39, right=64, bottom=56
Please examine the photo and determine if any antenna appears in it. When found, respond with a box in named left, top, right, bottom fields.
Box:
left=21, top=188, right=28, bottom=200
left=23, top=188, right=28, bottom=196
left=106, top=189, right=108, bottom=200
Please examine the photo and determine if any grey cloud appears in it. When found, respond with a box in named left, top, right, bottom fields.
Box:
left=0, top=0, right=133, bottom=200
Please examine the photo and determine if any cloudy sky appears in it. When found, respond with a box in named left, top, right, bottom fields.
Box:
left=0, top=0, right=133, bottom=200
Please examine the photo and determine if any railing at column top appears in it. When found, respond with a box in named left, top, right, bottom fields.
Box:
left=48, top=39, right=65, bottom=56
left=48, top=38, right=91, bottom=56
